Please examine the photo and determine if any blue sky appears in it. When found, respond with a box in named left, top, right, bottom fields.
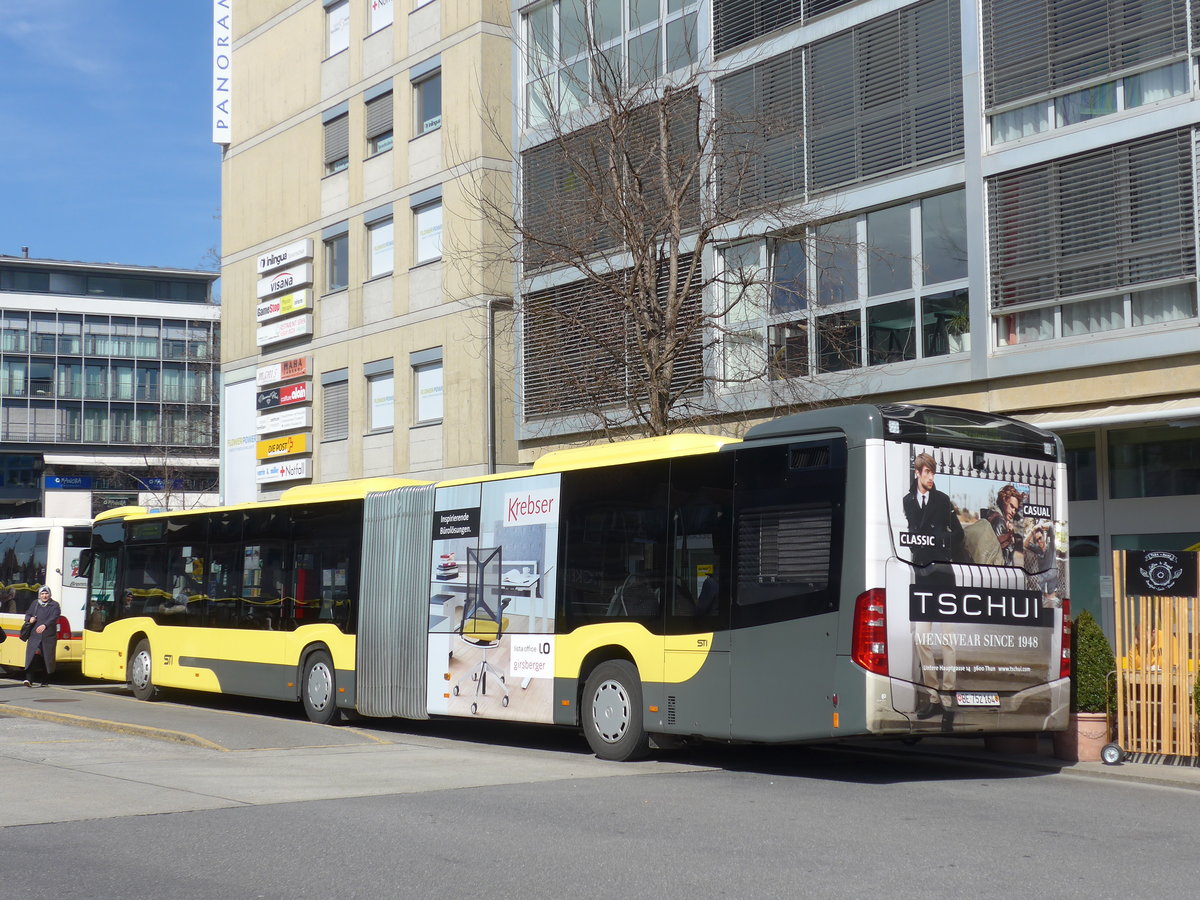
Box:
left=0, top=1, right=220, bottom=273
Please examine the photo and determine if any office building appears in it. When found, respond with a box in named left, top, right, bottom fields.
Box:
left=511, top=0, right=1200, bottom=626
left=0, top=254, right=220, bottom=516
left=218, top=0, right=517, bottom=505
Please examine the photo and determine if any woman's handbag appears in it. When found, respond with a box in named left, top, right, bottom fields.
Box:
left=19, top=620, right=34, bottom=642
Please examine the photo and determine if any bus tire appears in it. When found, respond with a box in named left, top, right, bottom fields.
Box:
left=301, top=649, right=340, bottom=725
left=129, top=638, right=158, bottom=702
left=582, top=659, right=650, bottom=762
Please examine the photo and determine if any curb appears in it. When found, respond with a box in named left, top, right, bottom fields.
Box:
left=1, top=701, right=228, bottom=752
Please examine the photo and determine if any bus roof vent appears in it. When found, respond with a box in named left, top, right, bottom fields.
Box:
left=789, top=446, right=830, bottom=469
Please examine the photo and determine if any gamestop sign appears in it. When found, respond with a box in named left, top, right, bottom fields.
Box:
left=504, top=489, right=557, bottom=526
left=256, top=289, right=312, bottom=323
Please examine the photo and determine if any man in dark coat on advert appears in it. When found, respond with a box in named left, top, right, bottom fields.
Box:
left=23, top=587, right=60, bottom=687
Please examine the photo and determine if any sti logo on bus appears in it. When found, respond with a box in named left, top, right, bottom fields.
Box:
left=505, top=490, right=557, bottom=526
left=909, top=586, right=1047, bottom=627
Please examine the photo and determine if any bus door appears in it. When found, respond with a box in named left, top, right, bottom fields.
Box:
left=729, top=439, right=847, bottom=743
left=661, top=453, right=733, bottom=740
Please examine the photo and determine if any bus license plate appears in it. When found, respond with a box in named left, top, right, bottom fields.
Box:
left=956, top=692, right=1000, bottom=707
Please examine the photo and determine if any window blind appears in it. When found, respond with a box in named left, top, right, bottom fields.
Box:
left=322, top=380, right=349, bottom=440
left=982, top=0, right=1187, bottom=109
left=988, top=127, right=1196, bottom=309
left=324, top=114, right=349, bottom=166
left=365, top=93, right=393, bottom=140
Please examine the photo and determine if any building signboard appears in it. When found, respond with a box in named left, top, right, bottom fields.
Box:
left=256, top=407, right=312, bottom=435
left=255, top=432, right=310, bottom=460
left=256, top=380, right=311, bottom=411
left=44, top=475, right=94, bottom=490
left=256, top=314, right=313, bottom=348
left=256, top=289, right=312, bottom=323
left=256, top=356, right=312, bottom=387
left=256, top=458, right=311, bottom=484
left=256, top=263, right=313, bottom=299
left=256, top=238, right=314, bottom=274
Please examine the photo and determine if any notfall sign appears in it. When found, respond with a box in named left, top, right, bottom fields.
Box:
left=256, top=458, right=311, bottom=484
left=256, top=432, right=310, bottom=460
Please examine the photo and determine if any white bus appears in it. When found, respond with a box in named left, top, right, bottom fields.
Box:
left=0, top=518, right=92, bottom=673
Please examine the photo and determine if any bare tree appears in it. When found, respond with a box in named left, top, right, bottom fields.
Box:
left=458, top=22, right=863, bottom=440
left=100, top=406, right=220, bottom=511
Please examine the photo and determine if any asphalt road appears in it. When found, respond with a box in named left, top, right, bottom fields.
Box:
left=4, top=688, right=1200, bottom=899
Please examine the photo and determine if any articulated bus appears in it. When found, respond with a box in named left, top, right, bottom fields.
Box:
left=0, top=518, right=92, bottom=672
left=82, top=404, right=1070, bottom=759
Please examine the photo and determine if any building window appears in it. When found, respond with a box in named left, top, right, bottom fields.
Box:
left=414, top=358, right=443, bottom=424
left=365, top=90, right=393, bottom=155
left=368, top=218, right=394, bottom=278
left=414, top=200, right=442, bottom=264
left=369, top=0, right=393, bottom=33
left=716, top=189, right=969, bottom=381
left=522, top=0, right=699, bottom=124
left=991, top=62, right=1190, bottom=145
left=322, top=370, right=350, bottom=441
left=1109, top=423, right=1200, bottom=499
left=324, top=112, right=349, bottom=174
left=325, top=231, right=349, bottom=292
left=990, top=128, right=1197, bottom=344
left=414, top=71, right=441, bottom=135
left=326, top=0, right=350, bottom=56
left=981, top=0, right=1187, bottom=111
left=366, top=362, right=394, bottom=431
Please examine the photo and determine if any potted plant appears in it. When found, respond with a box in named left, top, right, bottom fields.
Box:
left=945, top=307, right=971, bottom=354
left=1053, top=609, right=1116, bottom=762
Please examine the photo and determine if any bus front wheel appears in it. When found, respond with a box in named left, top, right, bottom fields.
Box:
left=129, top=638, right=158, bottom=702
left=582, top=660, right=650, bottom=761
left=301, top=649, right=340, bottom=725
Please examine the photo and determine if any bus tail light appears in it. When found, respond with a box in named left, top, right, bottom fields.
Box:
left=851, top=588, right=888, bottom=676
left=57, top=616, right=72, bottom=641
left=1059, top=598, right=1072, bottom=680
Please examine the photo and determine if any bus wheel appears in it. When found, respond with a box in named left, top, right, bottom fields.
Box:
left=301, top=650, right=339, bottom=725
left=129, top=638, right=158, bottom=702
left=582, top=660, right=650, bottom=762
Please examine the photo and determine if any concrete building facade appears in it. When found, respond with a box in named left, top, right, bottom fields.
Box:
left=510, top=0, right=1200, bottom=629
left=219, top=0, right=517, bottom=505
left=0, top=255, right=220, bottom=517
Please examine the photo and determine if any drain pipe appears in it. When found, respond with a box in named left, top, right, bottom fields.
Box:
left=487, top=297, right=514, bottom=474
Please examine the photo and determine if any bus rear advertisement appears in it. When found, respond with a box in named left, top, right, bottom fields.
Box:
left=81, top=404, right=1069, bottom=759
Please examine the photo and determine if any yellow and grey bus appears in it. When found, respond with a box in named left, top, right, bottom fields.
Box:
left=82, top=404, right=1070, bottom=759
left=0, top=518, right=92, bottom=672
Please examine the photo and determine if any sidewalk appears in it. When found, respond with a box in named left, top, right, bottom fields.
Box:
left=0, top=680, right=388, bottom=751
left=5, top=678, right=1200, bottom=788
left=865, top=733, right=1200, bottom=791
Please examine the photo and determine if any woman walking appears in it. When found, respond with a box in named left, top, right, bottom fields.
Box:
left=23, top=587, right=60, bottom=687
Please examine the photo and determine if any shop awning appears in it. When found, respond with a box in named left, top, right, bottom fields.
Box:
left=1016, top=399, right=1200, bottom=432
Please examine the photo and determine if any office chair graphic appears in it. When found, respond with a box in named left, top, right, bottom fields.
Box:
left=452, top=547, right=510, bottom=714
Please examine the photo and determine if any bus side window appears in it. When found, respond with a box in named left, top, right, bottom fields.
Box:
left=561, top=461, right=669, bottom=628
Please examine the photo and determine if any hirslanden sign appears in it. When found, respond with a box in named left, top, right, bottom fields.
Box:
left=256, top=314, right=313, bottom=348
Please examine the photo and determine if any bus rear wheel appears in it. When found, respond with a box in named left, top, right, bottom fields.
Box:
left=129, top=638, right=158, bottom=701
left=301, top=649, right=340, bottom=725
left=582, top=660, right=650, bottom=761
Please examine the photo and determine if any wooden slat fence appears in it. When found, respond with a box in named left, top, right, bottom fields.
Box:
left=1111, top=552, right=1199, bottom=759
